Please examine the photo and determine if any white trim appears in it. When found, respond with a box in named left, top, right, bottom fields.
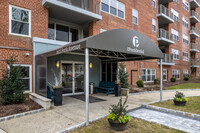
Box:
left=9, top=5, right=31, bottom=37
left=9, top=64, right=32, bottom=93
left=157, top=13, right=174, bottom=23
left=142, top=68, right=156, bottom=82
left=32, top=37, right=69, bottom=46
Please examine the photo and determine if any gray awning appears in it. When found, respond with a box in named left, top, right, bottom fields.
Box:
left=38, top=29, right=164, bottom=61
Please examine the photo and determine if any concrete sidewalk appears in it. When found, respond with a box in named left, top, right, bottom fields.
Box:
left=0, top=90, right=200, bottom=133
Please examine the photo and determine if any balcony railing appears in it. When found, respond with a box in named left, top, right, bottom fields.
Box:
left=190, top=27, right=199, bottom=36
left=190, top=43, right=200, bottom=51
left=191, top=10, right=199, bottom=19
left=158, top=29, right=174, bottom=41
left=158, top=4, right=174, bottom=19
left=163, top=54, right=174, bottom=63
left=191, top=59, right=200, bottom=66
left=58, top=0, right=100, bottom=14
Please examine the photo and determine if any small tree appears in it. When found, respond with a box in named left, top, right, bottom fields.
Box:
left=118, top=63, right=129, bottom=88
left=0, top=56, right=25, bottom=105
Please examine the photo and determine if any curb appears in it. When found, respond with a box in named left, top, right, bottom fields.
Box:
left=129, top=89, right=200, bottom=96
left=0, top=108, right=45, bottom=123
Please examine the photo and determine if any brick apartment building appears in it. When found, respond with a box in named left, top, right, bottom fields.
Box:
left=0, top=0, right=200, bottom=94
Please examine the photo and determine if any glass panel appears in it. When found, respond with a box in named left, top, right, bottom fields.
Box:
left=101, top=3, right=109, bottom=12
left=48, top=23, right=54, bottom=40
left=11, top=21, right=29, bottom=35
left=107, top=63, right=111, bottom=81
left=102, top=63, right=106, bottom=72
left=56, top=24, right=69, bottom=42
left=118, top=10, right=124, bottom=18
left=112, top=63, right=117, bottom=73
left=12, top=7, right=29, bottom=22
left=70, top=28, right=79, bottom=42
left=74, top=64, right=84, bottom=93
left=22, top=79, right=30, bottom=91
left=110, top=7, right=117, bottom=15
left=62, top=63, right=73, bottom=94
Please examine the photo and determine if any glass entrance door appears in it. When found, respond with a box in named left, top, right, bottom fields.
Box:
left=74, top=64, right=84, bottom=93
left=62, top=63, right=73, bottom=94
left=61, top=62, right=84, bottom=95
left=163, top=69, right=167, bottom=81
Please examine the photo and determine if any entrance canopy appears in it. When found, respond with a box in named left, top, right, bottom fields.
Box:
left=38, top=29, right=164, bottom=62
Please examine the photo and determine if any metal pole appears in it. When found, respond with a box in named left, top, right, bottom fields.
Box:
left=160, top=59, right=163, bottom=102
left=85, top=48, right=89, bottom=126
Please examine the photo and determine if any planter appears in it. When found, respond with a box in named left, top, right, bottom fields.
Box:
left=108, top=119, right=128, bottom=131
left=173, top=100, right=187, bottom=106
left=115, top=84, right=121, bottom=97
left=121, top=88, right=129, bottom=96
left=54, top=88, right=63, bottom=106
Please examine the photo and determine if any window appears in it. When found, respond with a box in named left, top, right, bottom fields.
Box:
left=182, top=17, right=189, bottom=28
left=101, top=0, right=125, bottom=19
left=183, top=70, right=189, bottom=77
left=11, top=65, right=32, bottom=92
left=102, top=63, right=117, bottom=82
left=142, top=69, right=156, bottom=82
left=171, top=8, right=179, bottom=22
left=9, top=5, right=31, bottom=36
left=152, top=19, right=156, bottom=32
left=175, top=0, right=179, bottom=3
left=132, top=8, right=138, bottom=24
left=171, top=48, right=179, bottom=60
left=183, top=34, right=189, bottom=44
left=183, top=52, right=189, bottom=61
left=152, top=0, right=156, bottom=8
left=172, top=69, right=180, bottom=79
left=48, top=23, right=79, bottom=42
left=182, top=0, right=189, bottom=11
left=171, top=28, right=179, bottom=41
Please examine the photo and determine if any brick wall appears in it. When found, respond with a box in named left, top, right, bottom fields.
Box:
left=0, top=0, right=48, bottom=91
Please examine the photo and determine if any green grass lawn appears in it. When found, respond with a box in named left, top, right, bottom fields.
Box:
left=70, top=118, right=183, bottom=133
left=166, top=83, right=200, bottom=90
left=152, top=96, right=200, bottom=115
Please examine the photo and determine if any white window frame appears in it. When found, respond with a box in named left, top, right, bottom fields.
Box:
left=172, top=69, right=180, bottom=80
left=183, top=69, right=189, bottom=77
left=142, top=68, right=156, bottom=82
left=183, top=52, right=189, bottom=61
left=9, top=5, right=31, bottom=37
left=182, top=0, right=189, bottom=12
left=8, top=64, right=32, bottom=93
left=182, top=34, right=189, bottom=45
left=132, top=8, right=138, bottom=25
left=101, top=0, right=125, bottom=20
left=152, top=18, right=156, bottom=32
left=152, top=0, right=156, bottom=8
left=171, top=28, right=179, bottom=41
left=171, top=48, right=179, bottom=60
left=171, top=8, right=179, bottom=22
left=182, top=17, right=189, bottom=28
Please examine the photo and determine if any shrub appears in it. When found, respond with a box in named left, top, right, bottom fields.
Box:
left=0, top=56, right=25, bottom=105
left=154, top=78, right=160, bottom=84
left=118, top=63, right=129, bottom=88
left=174, top=91, right=189, bottom=102
left=136, top=80, right=144, bottom=87
left=184, top=77, right=189, bottom=81
left=107, top=96, right=131, bottom=124
left=170, top=77, right=176, bottom=82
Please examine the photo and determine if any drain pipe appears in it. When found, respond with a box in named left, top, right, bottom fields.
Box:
left=160, top=59, right=163, bottom=102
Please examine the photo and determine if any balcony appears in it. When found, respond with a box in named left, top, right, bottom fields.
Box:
left=190, top=43, right=200, bottom=52
left=190, top=10, right=200, bottom=24
left=158, top=0, right=174, bottom=5
left=191, top=59, right=200, bottom=67
left=190, top=27, right=200, bottom=38
left=42, top=0, right=102, bottom=24
left=157, top=5, right=174, bottom=27
left=158, top=54, right=175, bottom=66
left=157, top=29, right=174, bottom=45
left=190, top=0, right=200, bottom=9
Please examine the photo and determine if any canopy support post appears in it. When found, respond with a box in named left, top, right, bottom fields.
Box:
left=85, top=48, right=89, bottom=126
left=160, top=59, right=163, bottom=102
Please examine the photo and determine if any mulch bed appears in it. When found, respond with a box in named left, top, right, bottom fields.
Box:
left=130, top=79, right=200, bottom=93
left=0, top=96, right=42, bottom=118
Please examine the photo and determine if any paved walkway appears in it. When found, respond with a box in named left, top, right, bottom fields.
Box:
left=0, top=90, right=200, bottom=133
left=129, top=108, right=200, bottom=133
